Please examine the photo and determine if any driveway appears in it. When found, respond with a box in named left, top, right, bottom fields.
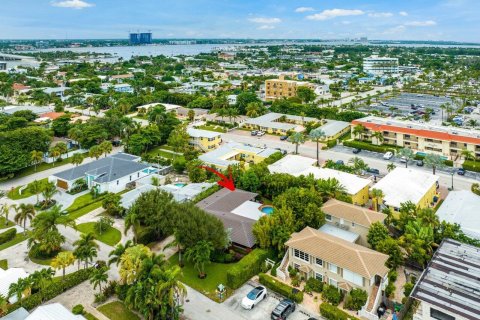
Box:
left=224, top=282, right=321, bottom=320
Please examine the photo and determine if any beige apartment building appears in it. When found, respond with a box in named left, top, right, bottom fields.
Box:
left=265, top=75, right=314, bottom=101
left=352, top=116, right=480, bottom=160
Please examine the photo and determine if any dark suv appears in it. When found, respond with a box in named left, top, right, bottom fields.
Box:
left=271, top=299, right=295, bottom=320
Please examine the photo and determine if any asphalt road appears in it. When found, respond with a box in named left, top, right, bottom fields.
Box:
left=222, top=130, right=479, bottom=191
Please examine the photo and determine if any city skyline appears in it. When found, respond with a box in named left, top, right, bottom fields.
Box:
left=1, top=0, right=480, bottom=42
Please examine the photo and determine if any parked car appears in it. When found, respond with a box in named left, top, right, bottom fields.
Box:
left=336, top=160, right=344, bottom=165
left=416, top=159, right=424, bottom=166
left=457, top=168, right=466, bottom=175
left=280, top=135, right=288, bottom=141
left=256, top=131, right=265, bottom=136
left=241, top=286, right=267, bottom=310
left=367, top=168, right=380, bottom=175
left=383, top=151, right=393, bottom=160
left=400, top=156, right=408, bottom=163
left=352, top=148, right=361, bottom=154
left=250, top=130, right=258, bottom=136
left=271, top=299, right=296, bottom=320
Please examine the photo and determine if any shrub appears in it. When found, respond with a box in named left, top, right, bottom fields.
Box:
left=102, top=280, right=117, bottom=298
left=261, top=262, right=271, bottom=273
left=270, top=262, right=281, bottom=277
left=344, top=289, right=368, bottom=311
left=291, top=276, right=300, bottom=287
left=472, top=183, right=480, bottom=196
left=72, top=304, right=84, bottom=315
left=304, top=277, right=323, bottom=293
left=94, top=293, right=107, bottom=303
left=0, top=228, right=16, bottom=244
left=463, top=160, right=480, bottom=172
left=343, top=140, right=397, bottom=154
left=226, top=248, right=272, bottom=289
left=319, top=303, right=360, bottom=320
left=287, top=266, right=298, bottom=278
left=388, top=270, right=398, bottom=283
left=385, top=282, right=395, bottom=298
left=322, top=285, right=343, bottom=306
left=326, top=140, right=337, bottom=149
left=258, top=273, right=303, bottom=303
left=172, top=157, right=186, bottom=173
left=403, top=282, right=414, bottom=297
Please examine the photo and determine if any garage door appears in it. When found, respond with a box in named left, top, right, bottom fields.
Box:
left=56, top=179, right=68, bottom=189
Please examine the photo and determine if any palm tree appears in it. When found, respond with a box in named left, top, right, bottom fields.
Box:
left=316, top=178, right=347, bottom=200
left=0, top=204, right=10, bottom=226
left=48, top=147, right=61, bottom=167
left=55, top=142, right=68, bottom=158
left=30, top=150, right=43, bottom=172
left=89, top=266, right=109, bottom=293
left=41, top=182, right=58, bottom=209
left=245, top=102, right=264, bottom=118
left=468, top=119, right=478, bottom=128
left=309, top=129, right=326, bottom=166
left=352, top=124, right=366, bottom=141
left=350, top=157, right=369, bottom=174
left=371, top=188, right=385, bottom=212
left=89, top=145, right=102, bottom=160
left=73, top=232, right=99, bottom=269
left=119, top=244, right=152, bottom=285
left=99, top=141, right=113, bottom=157
left=0, top=295, right=8, bottom=316
left=15, top=203, right=35, bottom=234
left=8, top=278, right=30, bottom=306
left=30, top=268, right=55, bottom=301
left=288, top=132, right=306, bottom=154
left=372, top=131, right=384, bottom=145
left=398, top=148, right=414, bottom=168
left=225, top=107, right=239, bottom=124
left=387, top=162, right=396, bottom=172
left=71, top=153, right=84, bottom=166
left=29, top=180, right=43, bottom=205
left=51, top=251, right=75, bottom=280
left=157, top=265, right=187, bottom=318
left=424, top=153, right=445, bottom=175
left=108, top=240, right=134, bottom=266
left=184, top=240, right=214, bottom=278
left=124, top=212, right=139, bottom=243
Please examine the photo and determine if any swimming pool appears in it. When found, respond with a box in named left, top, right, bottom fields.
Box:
left=174, top=183, right=186, bottom=188
left=260, top=206, right=274, bottom=215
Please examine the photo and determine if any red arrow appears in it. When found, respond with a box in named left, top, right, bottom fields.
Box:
left=200, top=166, right=236, bottom=191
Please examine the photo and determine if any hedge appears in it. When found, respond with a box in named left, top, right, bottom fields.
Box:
left=319, top=303, right=360, bottom=320
left=258, top=273, right=303, bottom=303
left=0, top=228, right=16, bottom=244
left=7, top=268, right=93, bottom=314
left=463, top=160, right=480, bottom=172
left=343, top=140, right=397, bottom=153
left=226, top=248, right=272, bottom=289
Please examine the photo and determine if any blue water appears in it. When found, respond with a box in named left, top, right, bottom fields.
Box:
left=174, top=183, right=186, bottom=188
left=261, top=206, right=274, bottom=215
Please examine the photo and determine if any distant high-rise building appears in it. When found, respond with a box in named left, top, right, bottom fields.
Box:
left=129, top=32, right=152, bottom=45
left=363, top=56, right=399, bottom=75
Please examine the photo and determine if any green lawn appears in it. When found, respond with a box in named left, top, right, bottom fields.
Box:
left=0, top=259, right=8, bottom=270
left=7, top=178, right=50, bottom=200
left=76, top=222, right=121, bottom=246
left=66, top=193, right=98, bottom=212
left=28, top=250, right=69, bottom=266
left=97, top=301, right=140, bottom=320
left=0, top=218, right=14, bottom=230
left=168, top=253, right=235, bottom=301
left=0, top=233, right=29, bottom=251
left=195, top=125, right=227, bottom=133
left=84, top=313, right=99, bottom=320
left=147, top=146, right=184, bottom=160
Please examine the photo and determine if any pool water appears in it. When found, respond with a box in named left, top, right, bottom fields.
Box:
left=261, top=206, right=274, bottom=215
left=175, top=183, right=186, bottom=188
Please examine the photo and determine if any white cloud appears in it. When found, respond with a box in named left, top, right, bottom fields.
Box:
left=306, top=9, right=365, bottom=21
left=383, top=25, right=406, bottom=34
left=405, top=20, right=437, bottom=26
left=248, top=17, right=282, bottom=24
left=295, top=7, right=314, bottom=13
left=258, top=25, right=275, bottom=30
left=50, top=0, right=94, bottom=9
left=368, top=12, right=393, bottom=18
left=399, top=11, right=408, bottom=16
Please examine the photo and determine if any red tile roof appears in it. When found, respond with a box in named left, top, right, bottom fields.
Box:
left=12, top=83, right=31, bottom=91
left=352, top=119, right=480, bottom=145
left=40, top=112, right=66, bottom=120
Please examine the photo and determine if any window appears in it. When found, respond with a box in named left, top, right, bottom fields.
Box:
left=430, top=308, right=455, bottom=320
left=293, top=263, right=300, bottom=271
left=329, top=278, right=338, bottom=288
left=325, top=214, right=332, bottom=222
left=343, top=269, right=363, bottom=286
left=315, top=273, right=323, bottom=281
left=294, top=249, right=309, bottom=262
left=137, top=172, right=140, bottom=177
left=315, top=258, right=323, bottom=266
left=328, top=263, right=338, bottom=274
left=116, top=180, right=119, bottom=185
left=352, top=222, right=355, bottom=227
left=129, top=175, right=132, bottom=181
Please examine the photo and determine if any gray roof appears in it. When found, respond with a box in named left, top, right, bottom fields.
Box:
left=411, top=238, right=480, bottom=320
left=196, top=188, right=258, bottom=247
left=0, top=308, right=29, bottom=320
left=199, top=141, right=277, bottom=168
left=314, top=120, right=350, bottom=137
left=243, top=112, right=319, bottom=131
left=53, top=153, right=148, bottom=183
left=1, top=105, right=53, bottom=115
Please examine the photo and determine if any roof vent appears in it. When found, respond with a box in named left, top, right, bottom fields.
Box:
left=452, top=131, right=458, bottom=135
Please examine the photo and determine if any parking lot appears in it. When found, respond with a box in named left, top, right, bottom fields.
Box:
left=225, top=282, right=320, bottom=320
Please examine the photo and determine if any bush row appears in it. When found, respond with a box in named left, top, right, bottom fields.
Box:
left=0, top=228, right=16, bottom=245
left=226, top=248, right=272, bottom=289
left=258, top=273, right=303, bottom=303
left=319, top=303, right=360, bottom=320
left=463, top=160, right=480, bottom=172
left=7, top=268, right=93, bottom=314
left=343, top=140, right=396, bottom=154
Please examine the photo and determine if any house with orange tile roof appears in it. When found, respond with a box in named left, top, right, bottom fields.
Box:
left=351, top=116, right=480, bottom=160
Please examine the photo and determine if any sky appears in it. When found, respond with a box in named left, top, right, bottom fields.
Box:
left=1, top=0, right=480, bottom=42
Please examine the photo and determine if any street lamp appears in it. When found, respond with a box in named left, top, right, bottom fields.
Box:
left=450, top=171, right=454, bottom=191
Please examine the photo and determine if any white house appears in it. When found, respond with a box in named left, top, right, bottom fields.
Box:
left=0, top=268, right=29, bottom=303
left=49, top=153, right=156, bottom=193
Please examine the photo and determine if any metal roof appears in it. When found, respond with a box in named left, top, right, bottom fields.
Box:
left=411, top=238, right=480, bottom=320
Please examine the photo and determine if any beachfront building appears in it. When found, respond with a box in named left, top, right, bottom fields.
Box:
left=410, top=238, right=480, bottom=320
left=278, top=227, right=389, bottom=317
left=372, top=167, right=439, bottom=212
left=265, top=75, right=315, bottom=101
left=267, top=154, right=371, bottom=205
left=198, top=141, right=278, bottom=169
left=242, top=112, right=320, bottom=135
left=49, top=153, right=156, bottom=193
left=352, top=116, right=480, bottom=160
left=187, top=128, right=222, bottom=152
left=363, top=56, right=399, bottom=75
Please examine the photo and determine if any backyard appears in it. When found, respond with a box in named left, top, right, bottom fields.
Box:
left=76, top=222, right=121, bottom=246
left=97, top=301, right=140, bottom=320
left=7, top=178, right=50, bottom=200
